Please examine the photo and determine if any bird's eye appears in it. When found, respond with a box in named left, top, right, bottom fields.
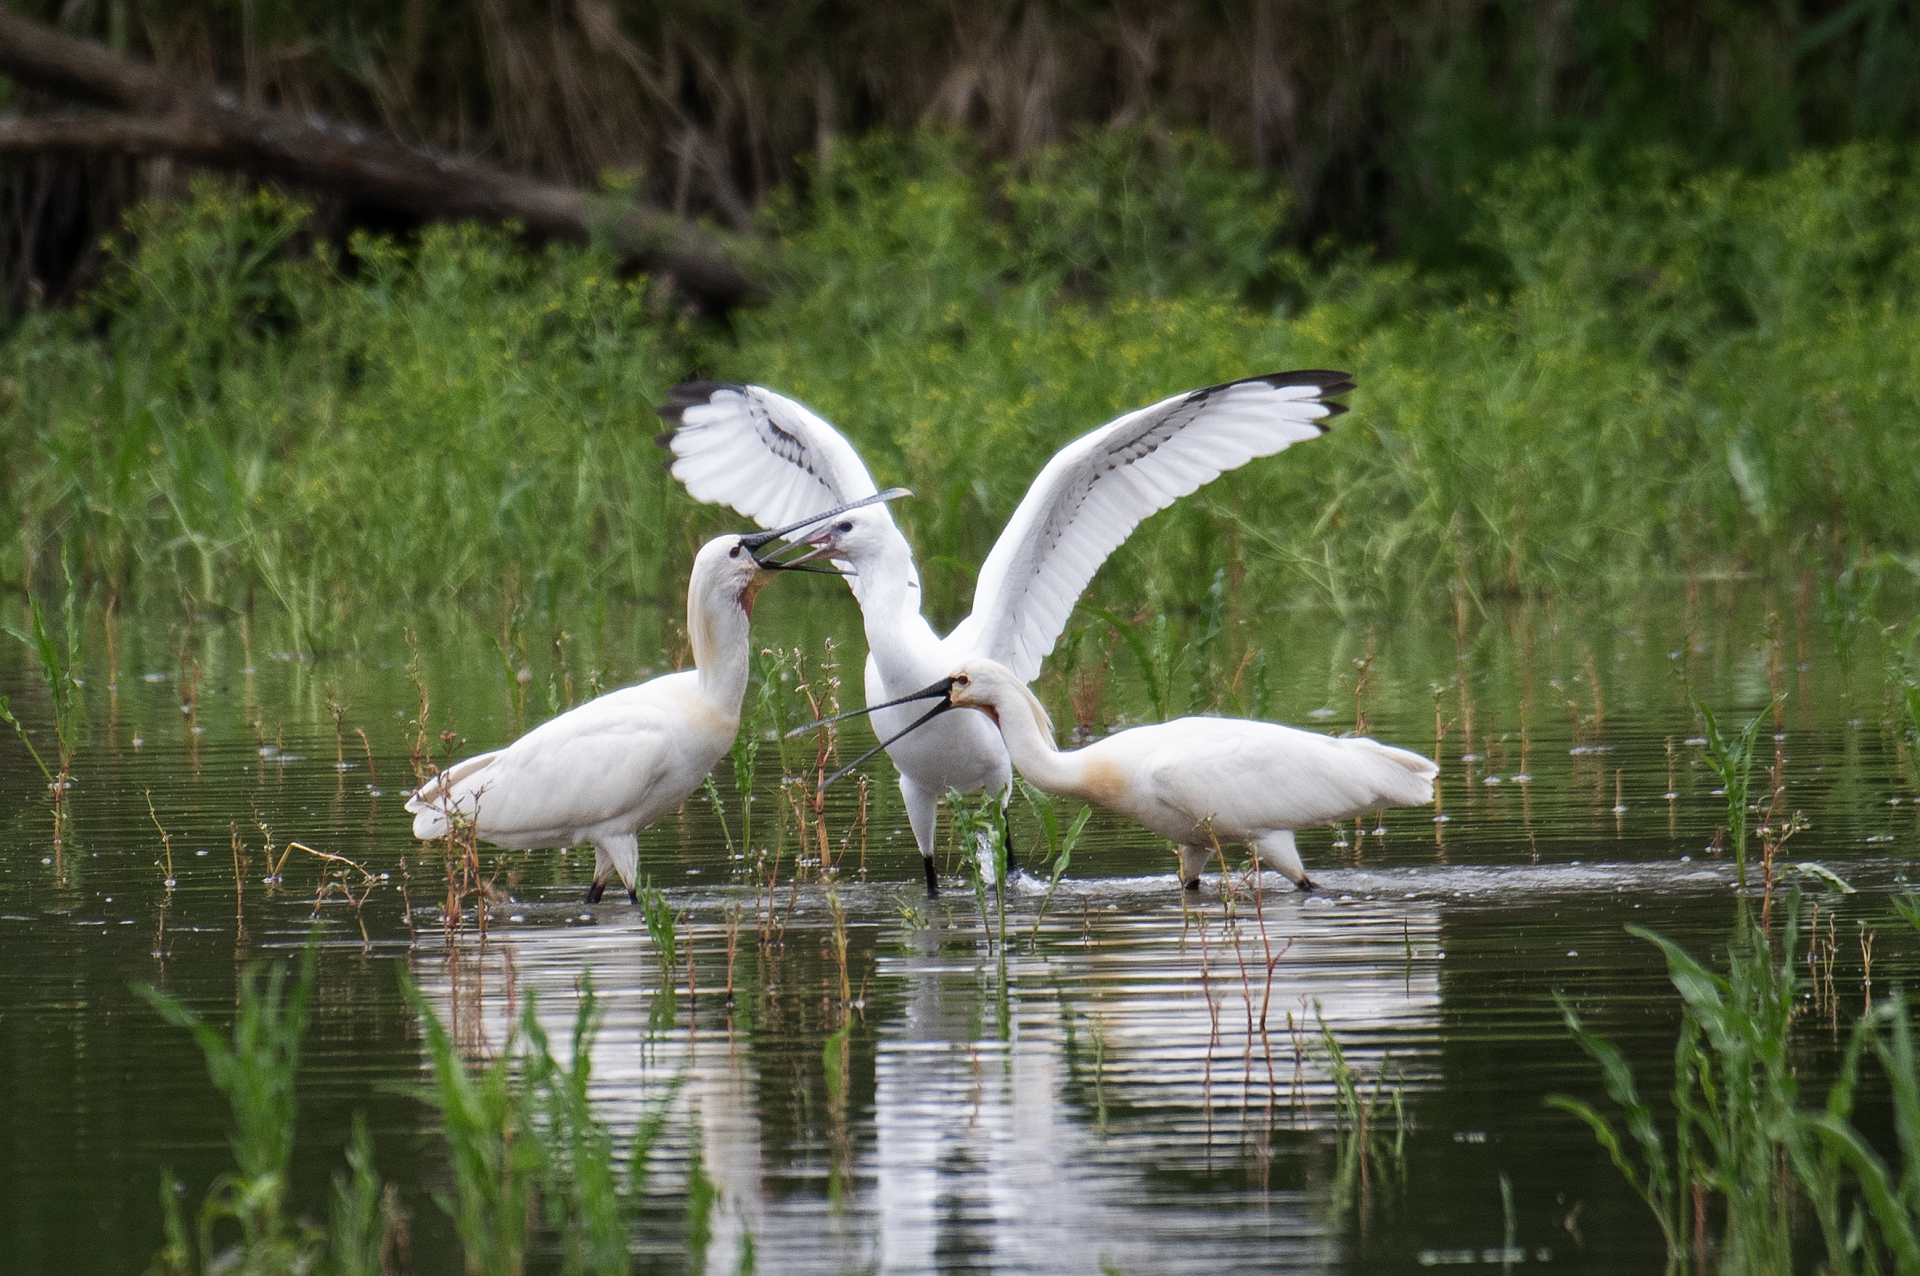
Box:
left=728, top=545, right=741, bottom=558
left=835, top=521, right=853, bottom=533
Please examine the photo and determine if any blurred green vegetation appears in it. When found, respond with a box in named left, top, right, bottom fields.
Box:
left=6, top=131, right=1920, bottom=644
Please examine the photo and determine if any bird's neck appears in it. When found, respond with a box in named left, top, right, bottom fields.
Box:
left=984, top=688, right=1082, bottom=795
left=688, top=592, right=752, bottom=716
left=853, top=535, right=942, bottom=664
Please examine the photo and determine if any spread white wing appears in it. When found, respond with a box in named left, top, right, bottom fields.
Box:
left=948, top=372, right=1352, bottom=681
left=657, top=382, right=882, bottom=528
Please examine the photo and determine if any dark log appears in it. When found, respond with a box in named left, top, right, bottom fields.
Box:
left=0, top=13, right=762, bottom=309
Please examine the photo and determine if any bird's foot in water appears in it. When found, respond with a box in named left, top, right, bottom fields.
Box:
left=1182, top=876, right=1201, bottom=892
left=1295, top=875, right=1317, bottom=892
left=923, top=856, right=940, bottom=897
left=627, top=888, right=639, bottom=905
left=585, top=880, right=607, bottom=904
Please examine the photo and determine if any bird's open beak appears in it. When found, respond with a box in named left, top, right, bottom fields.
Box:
left=770, top=529, right=840, bottom=568
left=786, top=676, right=956, bottom=736
left=784, top=676, right=960, bottom=792
left=738, top=487, right=909, bottom=572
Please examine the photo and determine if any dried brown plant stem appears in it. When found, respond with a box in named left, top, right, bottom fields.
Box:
left=354, top=726, right=379, bottom=791
left=146, top=789, right=175, bottom=891
left=228, top=821, right=249, bottom=922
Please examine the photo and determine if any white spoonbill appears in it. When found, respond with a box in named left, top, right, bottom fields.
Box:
left=818, top=658, right=1437, bottom=890
left=658, top=372, right=1353, bottom=891
left=405, top=493, right=903, bottom=903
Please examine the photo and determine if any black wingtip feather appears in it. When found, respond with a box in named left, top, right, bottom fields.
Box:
left=1194, top=369, right=1355, bottom=402
left=1187, top=369, right=1354, bottom=430
left=653, top=380, right=748, bottom=426
left=1252, top=369, right=1356, bottom=396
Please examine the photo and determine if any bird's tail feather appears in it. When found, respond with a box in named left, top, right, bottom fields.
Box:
left=406, top=749, right=504, bottom=839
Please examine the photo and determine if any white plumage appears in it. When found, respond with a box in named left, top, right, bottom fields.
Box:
left=659, top=374, right=1352, bottom=890
left=406, top=533, right=771, bottom=903
left=887, top=659, right=1439, bottom=890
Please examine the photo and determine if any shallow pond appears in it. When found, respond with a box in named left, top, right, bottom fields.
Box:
left=1, top=581, right=1915, bottom=1274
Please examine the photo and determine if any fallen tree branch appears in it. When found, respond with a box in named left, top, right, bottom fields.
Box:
left=0, top=13, right=762, bottom=308
left=0, top=111, right=222, bottom=156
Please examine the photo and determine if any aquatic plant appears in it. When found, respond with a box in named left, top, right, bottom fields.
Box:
left=1018, top=778, right=1091, bottom=943
left=1692, top=694, right=1780, bottom=889
left=138, top=940, right=403, bottom=1276
left=4, top=576, right=84, bottom=835
left=1316, top=1005, right=1407, bottom=1211
left=402, top=972, right=543, bottom=1276
left=638, top=878, right=679, bottom=973
left=948, top=786, right=1010, bottom=953
left=327, top=1116, right=400, bottom=1276
left=521, top=978, right=676, bottom=1275
left=1550, top=895, right=1920, bottom=1274
left=404, top=971, right=682, bottom=1276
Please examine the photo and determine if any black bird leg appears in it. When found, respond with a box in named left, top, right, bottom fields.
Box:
left=923, top=855, right=940, bottom=896
left=585, top=880, right=607, bottom=904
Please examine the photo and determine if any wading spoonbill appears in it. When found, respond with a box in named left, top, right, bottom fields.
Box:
left=659, top=373, right=1353, bottom=891
left=811, top=658, right=1437, bottom=891
left=405, top=492, right=905, bottom=903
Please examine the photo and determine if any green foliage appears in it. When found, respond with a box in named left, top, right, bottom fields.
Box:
left=520, top=976, right=677, bottom=1275
left=4, top=581, right=83, bottom=773
left=327, top=1116, right=391, bottom=1276
left=138, top=941, right=336, bottom=1276
left=1315, top=1004, right=1407, bottom=1215
left=401, top=970, right=687, bottom=1275
left=13, top=141, right=1920, bottom=627
left=7, top=180, right=687, bottom=628
left=947, top=786, right=1010, bottom=951
left=1551, top=897, right=1920, bottom=1273
left=1693, top=694, right=1781, bottom=889
left=402, top=972, right=543, bottom=1275
left=638, top=879, right=680, bottom=972
left=140, top=945, right=314, bottom=1195
left=1017, top=778, right=1091, bottom=942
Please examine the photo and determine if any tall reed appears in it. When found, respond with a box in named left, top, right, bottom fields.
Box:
left=1693, top=695, right=1780, bottom=889
left=401, top=970, right=682, bottom=1275
left=139, top=939, right=400, bottom=1276
left=1550, top=893, right=1920, bottom=1273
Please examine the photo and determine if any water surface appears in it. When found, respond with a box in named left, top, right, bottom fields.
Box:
left=2, top=585, right=1915, bottom=1273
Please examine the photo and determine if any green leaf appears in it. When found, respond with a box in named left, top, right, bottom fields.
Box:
left=1787, top=862, right=1855, bottom=893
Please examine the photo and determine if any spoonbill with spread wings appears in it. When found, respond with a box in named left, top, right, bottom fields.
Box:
left=658, top=373, right=1354, bottom=892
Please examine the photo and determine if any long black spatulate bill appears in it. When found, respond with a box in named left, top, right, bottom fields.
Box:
left=818, top=698, right=957, bottom=792
left=785, top=676, right=956, bottom=739
left=741, top=487, right=911, bottom=566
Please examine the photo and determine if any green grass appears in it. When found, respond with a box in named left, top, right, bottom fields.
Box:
left=139, top=940, right=346, bottom=1276
left=1551, top=895, right=1920, bottom=1274
left=7, top=136, right=1920, bottom=638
